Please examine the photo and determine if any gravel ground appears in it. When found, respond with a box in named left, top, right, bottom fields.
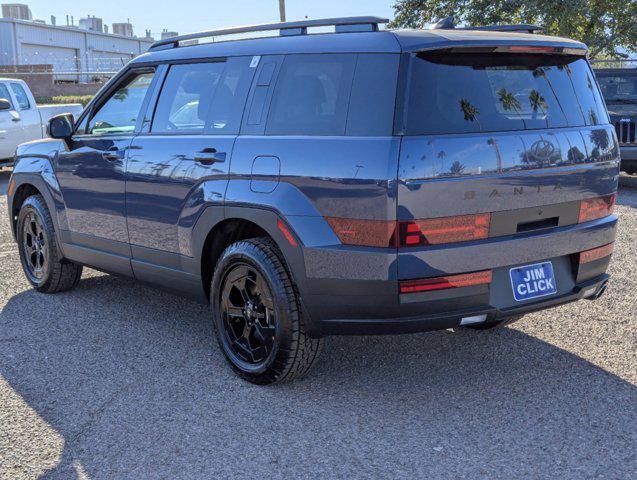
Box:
left=0, top=169, right=635, bottom=480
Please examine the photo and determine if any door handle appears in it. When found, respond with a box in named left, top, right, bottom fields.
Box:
left=102, top=147, right=125, bottom=162
left=194, top=148, right=226, bottom=164
left=11, top=117, right=20, bottom=123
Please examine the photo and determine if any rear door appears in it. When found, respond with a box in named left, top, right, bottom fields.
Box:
left=125, top=56, right=256, bottom=283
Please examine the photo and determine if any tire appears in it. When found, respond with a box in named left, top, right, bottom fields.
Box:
left=211, top=237, right=323, bottom=385
left=16, top=194, right=83, bottom=293
left=462, top=314, right=525, bottom=330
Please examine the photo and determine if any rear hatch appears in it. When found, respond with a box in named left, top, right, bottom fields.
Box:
left=396, top=49, right=619, bottom=296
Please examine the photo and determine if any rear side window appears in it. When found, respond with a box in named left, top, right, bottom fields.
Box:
left=266, top=54, right=356, bottom=136
left=406, top=53, right=609, bottom=135
left=10, top=83, right=30, bottom=109
left=152, top=57, right=254, bottom=135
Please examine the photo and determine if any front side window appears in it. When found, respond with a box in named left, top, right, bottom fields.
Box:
left=0, top=84, right=13, bottom=109
left=266, top=54, right=356, bottom=136
left=87, top=71, right=155, bottom=136
left=10, top=83, right=30, bottom=110
left=152, top=57, right=254, bottom=135
left=406, top=53, right=609, bottom=135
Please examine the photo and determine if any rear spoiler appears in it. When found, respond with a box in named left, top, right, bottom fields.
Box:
left=416, top=44, right=588, bottom=56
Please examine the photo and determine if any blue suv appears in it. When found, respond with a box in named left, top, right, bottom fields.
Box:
left=7, top=17, right=619, bottom=384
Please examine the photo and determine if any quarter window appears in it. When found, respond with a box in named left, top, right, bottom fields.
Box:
left=266, top=54, right=356, bottom=136
left=88, top=71, right=155, bottom=136
left=10, top=83, right=30, bottom=110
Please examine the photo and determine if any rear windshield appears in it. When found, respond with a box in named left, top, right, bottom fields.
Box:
left=406, top=53, right=609, bottom=135
left=596, top=71, right=637, bottom=104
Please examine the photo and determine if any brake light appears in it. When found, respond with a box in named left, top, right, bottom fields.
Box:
left=400, top=270, right=493, bottom=294
left=579, top=243, right=614, bottom=265
left=497, top=45, right=559, bottom=54
left=397, top=214, right=491, bottom=247
left=578, top=194, right=616, bottom=223
left=325, top=213, right=491, bottom=248
left=325, top=217, right=396, bottom=248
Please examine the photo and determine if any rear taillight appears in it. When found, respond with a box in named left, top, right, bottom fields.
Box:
left=325, top=217, right=396, bottom=248
left=397, top=214, right=491, bottom=247
left=400, top=270, right=493, bottom=294
left=579, top=194, right=616, bottom=223
left=579, top=243, right=614, bottom=265
left=325, top=213, right=491, bottom=248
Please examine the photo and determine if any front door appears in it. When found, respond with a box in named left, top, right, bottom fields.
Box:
left=125, top=57, right=256, bottom=282
left=55, top=69, right=157, bottom=273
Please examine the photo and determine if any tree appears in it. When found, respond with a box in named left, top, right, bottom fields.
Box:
left=449, top=160, right=466, bottom=175
left=389, top=0, right=637, bottom=58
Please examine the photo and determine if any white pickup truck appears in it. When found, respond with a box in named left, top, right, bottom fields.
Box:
left=0, top=78, right=83, bottom=169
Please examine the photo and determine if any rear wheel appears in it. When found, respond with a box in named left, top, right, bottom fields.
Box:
left=211, top=237, right=323, bottom=385
left=17, top=195, right=82, bottom=293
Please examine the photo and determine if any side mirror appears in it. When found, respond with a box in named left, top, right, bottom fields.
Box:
left=0, top=98, right=11, bottom=111
left=47, top=113, right=74, bottom=140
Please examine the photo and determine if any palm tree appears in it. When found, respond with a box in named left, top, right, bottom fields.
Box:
left=279, top=0, right=286, bottom=21
left=459, top=99, right=482, bottom=131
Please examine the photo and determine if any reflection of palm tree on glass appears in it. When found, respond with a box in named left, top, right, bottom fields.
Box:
left=437, top=150, right=446, bottom=177
left=449, top=160, right=466, bottom=176
left=529, top=90, right=549, bottom=126
left=590, top=129, right=609, bottom=150
left=459, top=99, right=482, bottom=131
left=497, top=88, right=526, bottom=128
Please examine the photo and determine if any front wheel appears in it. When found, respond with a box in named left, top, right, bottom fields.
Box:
left=16, top=195, right=83, bottom=293
left=211, top=237, right=323, bottom=385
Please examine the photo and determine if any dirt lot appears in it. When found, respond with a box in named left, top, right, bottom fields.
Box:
left=0, top=169, right=635, bottom=479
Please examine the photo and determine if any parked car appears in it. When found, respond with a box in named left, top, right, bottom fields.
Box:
left=595, top=67, right=637, bottom=174
left=0, top=78, right=83, bottom=169
left=6, top=17, right=619, bottom=384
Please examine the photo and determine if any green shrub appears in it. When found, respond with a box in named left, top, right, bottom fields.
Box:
left=35, top=95, right=94, bottom=107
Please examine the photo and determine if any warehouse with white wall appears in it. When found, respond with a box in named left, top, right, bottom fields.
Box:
left=0, top=17, right=153, bottom=81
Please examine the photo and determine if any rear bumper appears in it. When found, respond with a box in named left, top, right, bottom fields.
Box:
left=316, top=274, right=609, bottom=335
left=297, top=215, right=617, bottom=337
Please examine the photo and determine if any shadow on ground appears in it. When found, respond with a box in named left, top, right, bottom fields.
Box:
left=1, top=274, right=635, bottom=479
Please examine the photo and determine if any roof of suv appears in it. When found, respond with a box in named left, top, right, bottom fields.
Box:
left=130, top=27, right=587, bottom=65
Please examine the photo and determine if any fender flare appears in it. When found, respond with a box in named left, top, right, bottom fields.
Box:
left=192, top=203, right=314, bottom=327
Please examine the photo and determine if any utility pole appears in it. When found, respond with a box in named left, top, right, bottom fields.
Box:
left=279, top=0, right=286, bottom=22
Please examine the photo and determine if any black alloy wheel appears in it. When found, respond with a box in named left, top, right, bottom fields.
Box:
left=220, top=263, right=277, bottom=367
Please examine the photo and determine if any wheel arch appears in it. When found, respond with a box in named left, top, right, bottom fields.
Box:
left=194, top=205, right=308, bottom=306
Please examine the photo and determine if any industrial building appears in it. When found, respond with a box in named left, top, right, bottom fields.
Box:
left=0, top=4, right=156, bottom=81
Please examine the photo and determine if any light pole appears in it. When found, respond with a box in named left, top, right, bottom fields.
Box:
left=279, top=0, right=286, bottom=22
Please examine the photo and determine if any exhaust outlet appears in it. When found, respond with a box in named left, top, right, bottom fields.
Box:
left=586, top=281, right=609, bottom=301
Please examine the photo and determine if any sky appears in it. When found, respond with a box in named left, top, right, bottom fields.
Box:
left=23, top=0, right=396, bottom=39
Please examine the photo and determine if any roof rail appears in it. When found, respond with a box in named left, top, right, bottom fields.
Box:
left=149, top=16, right=389, bottom=51
left=431, top=16, right=542, bottom=34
